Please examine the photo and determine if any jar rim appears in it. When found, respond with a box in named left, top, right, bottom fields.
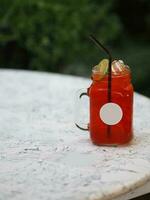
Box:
left=92, top=69, right=131, bottom=82
left=92, top=67, right=131, bottom=77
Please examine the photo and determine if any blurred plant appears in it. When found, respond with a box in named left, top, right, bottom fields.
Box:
left=115, top=0, right=150, bottom=40
left=0, top=0, right=122, bottom=71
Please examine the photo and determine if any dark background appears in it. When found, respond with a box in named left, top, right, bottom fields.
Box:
left=0, top=0, right=150, bottom=96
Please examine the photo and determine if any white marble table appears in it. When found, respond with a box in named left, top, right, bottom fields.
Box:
left=0, top=69, right=150, bottom=200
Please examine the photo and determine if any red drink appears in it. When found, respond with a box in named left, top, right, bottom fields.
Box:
left=75, top=35, right=134, bottom=146
left=88, top=65, right=133, bottom=145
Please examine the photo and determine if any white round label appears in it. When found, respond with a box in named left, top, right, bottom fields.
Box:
left=99, top=103, right=123, bottom=125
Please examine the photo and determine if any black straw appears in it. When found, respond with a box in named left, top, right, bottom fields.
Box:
left=89, top=34, right=112, bottom=136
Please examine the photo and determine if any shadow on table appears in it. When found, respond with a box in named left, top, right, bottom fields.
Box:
left=132, top=193, right=150, bottom=200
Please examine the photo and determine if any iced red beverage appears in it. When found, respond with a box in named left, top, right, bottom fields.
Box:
left=88, top=60, right=133, bottom=145
left=75, top=35, right=134, bottom=146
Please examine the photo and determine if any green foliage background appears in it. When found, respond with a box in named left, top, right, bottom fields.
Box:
left=0, top=0, right=150, bottom=96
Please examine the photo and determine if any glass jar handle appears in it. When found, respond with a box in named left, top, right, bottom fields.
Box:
left=75, top=89, right=89, bottom=131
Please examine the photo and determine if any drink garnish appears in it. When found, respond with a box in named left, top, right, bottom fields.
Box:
left=98, top=59, right=109, bottom=74
left=92, top=59, right=109, bottom=80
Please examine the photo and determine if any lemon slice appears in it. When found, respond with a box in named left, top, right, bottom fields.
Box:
left=92, top=59, right=109, bottom=80
left=98, top=59, right=109, bottom=74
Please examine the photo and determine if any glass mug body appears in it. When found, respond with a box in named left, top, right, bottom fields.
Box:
left=87, top=70, right=134, bottom=145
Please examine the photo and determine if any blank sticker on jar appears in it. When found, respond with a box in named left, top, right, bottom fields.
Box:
left=100, top=103, right=123, bottom=125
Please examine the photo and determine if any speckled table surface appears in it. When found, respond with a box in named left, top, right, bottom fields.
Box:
left=0, top=70, right=150, bottom=200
